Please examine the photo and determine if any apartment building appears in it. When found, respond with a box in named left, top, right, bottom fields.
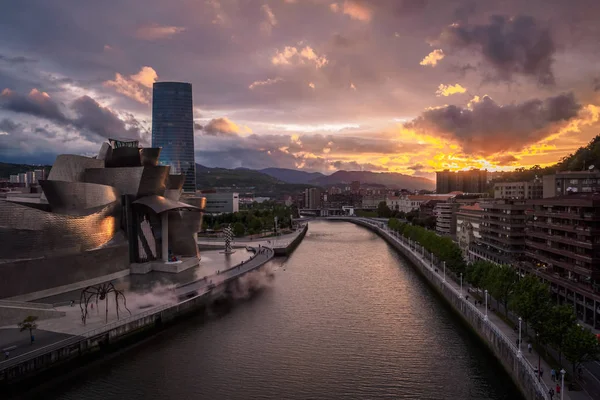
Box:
left=456, top=203, right=483, bottom=260
left=543, top=170, right=600, bottom=198
left=494, top=180, right=542, bottom=199
left=521, top=193, right=600, bottom=328
left=434, top=202, right=461, bottom=236
left=470, top=200, right=529, bottom=265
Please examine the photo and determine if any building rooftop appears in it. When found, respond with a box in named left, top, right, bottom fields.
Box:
left=407, top=194, right=455, bottom=201
left=458, top=203, right=483, bottom=212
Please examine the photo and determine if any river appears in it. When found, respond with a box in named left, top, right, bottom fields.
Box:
left=37, top=221, right=522, bottom=400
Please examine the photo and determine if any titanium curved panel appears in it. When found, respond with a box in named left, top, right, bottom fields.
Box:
left=164, top=174, right=185, bottom=200
left=0, top=199, right=120, bottom=260
left=168, top=211, right=200, bottom=258
left=83, top=166, right=169, bottom=198
left=46, top=154, right=104, bottom=182
left=105, top=147, right=142, bottom=168
left=132, top=195, right=200, bottom=214
left=39, top=180, right=120, bottom=215
left=140, top=148, right=161, bottom=167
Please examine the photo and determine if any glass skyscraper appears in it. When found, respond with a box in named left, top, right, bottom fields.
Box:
left=152, top=82, right=196, bottom=192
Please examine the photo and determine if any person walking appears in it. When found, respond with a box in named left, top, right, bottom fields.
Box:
left=528, top=343, right=532, bottom=353
left=556, top=384, right=561, bottom=396
left=549, top=388, right=554, bottom=399
left=4, top=350, right=9, bottom=359
left=551, top=369, right=556, bottom=382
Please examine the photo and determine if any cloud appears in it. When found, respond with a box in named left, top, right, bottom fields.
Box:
left=332, top=160, right=388, bottom=171
left=420, top=49, right=444, bottom=67
left=438, top=15, right=556, bottom=85
left=593, top=78, right=600, bottom=92
left=0, top=118, right=19, bottom=136
left=408, top=163, right=426, bottom=171
left=0, top=54, right=36, bottom=65
left=404, top=92, right=581, bottom=155
left=194, top=122, right=203, bottom=130
left=0, top=88, right=68, bottom=123
left=330, top=1, right=373, bottom=22
left=308, top=82, right=316, bottom=89
left=203, top=117, right=251, bottom=136
left=260, top=4, right=277, bottom=34
left=490, top=154, right=519, bottom=165
left=248, top=77, right=283, bottom=90
left=71, top=95, right=142, bottom=141
left=436, top=83, right=467, bottom=97
left=104, top=66, right=158, bottom=104
left=271, top=45, right=328, bottom=68
left=135, top=23, right=186, bottom=40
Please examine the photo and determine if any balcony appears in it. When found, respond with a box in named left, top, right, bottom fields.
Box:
left=520, top=261, right=600, bottom=300
left=469, top=245, right=515, bottom=265
left=481, top=224, right=525, bottom=236
left=480, top=232, right=525, bottom=245
left=532, top=209, right=600, bottom=221
left=482, top=219, right=527, bottom=228
left=525, top=239, right=593, bottom=264
left=478, top=237, right=523, bottom=253
left=525, top=229, right=593, bottom=249
left=527, top=220, right=597, bottom=236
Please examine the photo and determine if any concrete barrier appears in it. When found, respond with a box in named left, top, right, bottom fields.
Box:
left=336, top=217, right=549, bottom=400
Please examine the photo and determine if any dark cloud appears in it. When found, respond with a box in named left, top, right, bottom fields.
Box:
left=0, top=118, right=19, bottom=133
left=439, top=15, right=556, bottom=85
left=491, top=154, right=519, bottom=164
left=0, top=54, right=37, bottom=64
left=593, top=78, right=600, bottom=92
left=405, top=92, right=581, bottom=155
left=408, top=163, right=426, bottom=171
left=0, top=88, right=68, bottom=123
left=71, top=95, right=141, bottom=141
left=194, top=122, right=203, bottom=130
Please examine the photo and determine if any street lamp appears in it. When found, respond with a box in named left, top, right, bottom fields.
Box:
left=560, top=369, right=566, bottom=400
left=484, top=289, right=488, bottom=321
left=460, top=273, right=463, bottom=298
left=536, top=333, right=541, bottom=381
left=443, top=261, right=446, bottom=282
left=430, top=251, right=433, bottom=269
left=517, top=317, right=522, bottom=357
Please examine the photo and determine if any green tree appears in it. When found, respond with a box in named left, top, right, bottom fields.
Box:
left=18, top=315, right=38, bottom=344
left=563, top=325, right=600, bottom=375
left=377, top=201, right=392, bottom=218
left=249, top=217, right=263, bottom=234
left=509, top=275, right=552, bottom=335
left=485, top=265, right=517, bottom=317
left=465, top=261, right=491, bottom=289
left=232, top=222, right=245, bottom=237
left=548, top=305, right=577, bottom=366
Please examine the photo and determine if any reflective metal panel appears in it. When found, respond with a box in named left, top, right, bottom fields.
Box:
left=132, top=195, right=200, bottom=214
left=140, top=148, right=161, bottom=167
left=39, top=180, right=119, bottom=215
left=47, top=154, right=104, bottom=182
left=105, top=147, right=142, bottom=168
left=83, top=166, right=169, bottom=198
left=0, top=199, right=120, bottom=260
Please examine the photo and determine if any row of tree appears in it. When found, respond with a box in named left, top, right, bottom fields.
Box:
left=203, top=205, right=296, bottom=237
left=466, top=261, right=600, bottom=376
left=387, top=217, right=600, bottom=376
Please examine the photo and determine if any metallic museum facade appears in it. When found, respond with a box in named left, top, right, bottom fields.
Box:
left=0, top=139, right=205, bottom=299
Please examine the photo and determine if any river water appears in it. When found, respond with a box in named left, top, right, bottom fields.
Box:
left=40, top=221, right=522, bottom=400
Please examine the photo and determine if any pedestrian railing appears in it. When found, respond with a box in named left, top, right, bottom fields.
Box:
left=354, top=219, right=550, bottom=400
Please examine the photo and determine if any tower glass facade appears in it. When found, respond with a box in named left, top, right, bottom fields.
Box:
left=152, top=82, right=196, bottom=192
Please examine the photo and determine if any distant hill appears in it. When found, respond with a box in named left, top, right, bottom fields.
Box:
left=195, top=164, right=315, bottom=196
left=311, top=170, right=435, bottom=190
left=0, top=162, right=50, bottom=179
left=260, top=167, right=325, bottom=184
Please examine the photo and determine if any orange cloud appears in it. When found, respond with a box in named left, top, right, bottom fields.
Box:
left=436, top=83, right=467, bottom=97
left=272, top=45, right=328, bottom=68
left=104, top=66, right=158, bottom=104
left=135, top=23, right=185, bottom=40
left=248, top=77, right=284, bottom=89
left=420, top=49, right=445, bottom=67
left=203, top=117, right=252, bottom=136
left=330, top=1, right=373, bottom=22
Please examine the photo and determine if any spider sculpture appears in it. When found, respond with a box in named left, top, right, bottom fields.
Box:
left=79, top=282, right=131, bottom=325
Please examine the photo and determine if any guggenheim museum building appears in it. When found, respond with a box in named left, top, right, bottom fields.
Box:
left=0, top=139, right=205, bottom=299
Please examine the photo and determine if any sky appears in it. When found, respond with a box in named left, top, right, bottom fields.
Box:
left=1, top=0, right=600, bottom=180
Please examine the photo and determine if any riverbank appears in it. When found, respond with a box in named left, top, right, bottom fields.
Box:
left=337, top=217, right=561, bottom=400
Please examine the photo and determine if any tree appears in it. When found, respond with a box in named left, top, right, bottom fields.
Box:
left=232, top=222, right=245, bottom=237
left=547, top=305, right=577, bottom=366
left=563, top=325, right=600, bottom=376
left=465, top=261, right=491, bottom=289
left=485, top=265, right=517, bottom=317
left=377, top=201, right=392, bottom=218
left=18, top=315, right=38, bottom=344
left=509, top=275, right=552, bottom=335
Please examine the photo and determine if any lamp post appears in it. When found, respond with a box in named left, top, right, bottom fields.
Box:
left=560, top=369, right=566, bottom=400
left=460, top=273, right=463, bottom=298
left=484, top=289, right=488, bottom=321
left=443, top=261, right=446, bottom=282
left=430, top=252, right=433, bottom=269
left=536, top=333, right=541, bottom=381
left=517, top=317, right=522, bottom=357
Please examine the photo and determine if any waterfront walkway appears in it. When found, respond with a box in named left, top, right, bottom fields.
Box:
left=377, top=223, right=592, bottom=400
left=197, top=227, right=305, bottom=250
